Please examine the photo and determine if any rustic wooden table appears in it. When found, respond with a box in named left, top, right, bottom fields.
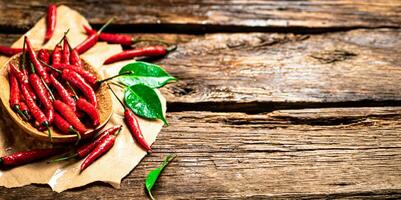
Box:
left=1, top=1, right=401, bottom=199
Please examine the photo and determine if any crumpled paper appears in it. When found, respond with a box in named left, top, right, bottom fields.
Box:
left=0, top=5, right=166, bottom=192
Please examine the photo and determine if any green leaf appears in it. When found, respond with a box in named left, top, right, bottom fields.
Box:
left=124, top=84, right=168, bottom=125
left=145, top=154, right=176, bottom=200
left=118, top=61, right=176, bottom=88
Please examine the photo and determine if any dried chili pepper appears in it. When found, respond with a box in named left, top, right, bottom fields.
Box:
left=9, top=74, right=29, bottom=121
left=76, top=98, right=100, bottom=126
left=25, top=36, right=50, bottom=84
left=49, top=74, right=76, bottom=111
left=103, top=45, right=176, bottom=64
left=0, top=148, right=62, bottom=168
left=74, top=17, right=115, bottom=54
left=108, top=84, right=151, bottom=151
left=50, top=126, right=122, bottom=162
left=61, top=69, right=97, bottom=107
left=53, top=100, right=87, bottom=134
left=0, top=46, right=22, bottom=57
left=80, top=133, right=118, bottom=172
left=62, top=38, right=70, bottom=64
left=44, top=3, right=57, bottom=43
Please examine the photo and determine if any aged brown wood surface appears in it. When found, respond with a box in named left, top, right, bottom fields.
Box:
left=0, top=0, right=400, bottom=32
left=1, top=1, right=401, bottom=199
left=2, top=108, right=401, bottom=199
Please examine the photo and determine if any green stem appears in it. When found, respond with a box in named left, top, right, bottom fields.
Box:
left=13, top=105, right=29, bottom=121
left=107, top=83, right=126, bottom=109
left=98, top=17, right=116, bottom=35
left=56, top=29, right=70, bottom=45
left=41, top=77, right=55, bottom=101
left=96, top=71, right=132, bottom=85
left=66, top=82, right=79, bottom=101
left=48, top=153, right=78, bottom=163
left=70, top=127, right=81, bottom=145
left=30, top=63, right=36, bottom=74
left=39, top=60, right=62, bottom=73
left=44, top=122, right=53, bottom=143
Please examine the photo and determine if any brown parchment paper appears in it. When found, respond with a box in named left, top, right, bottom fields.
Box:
left=0, top=6, right=166, bottom=192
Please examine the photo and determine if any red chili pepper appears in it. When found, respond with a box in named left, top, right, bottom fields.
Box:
left=44, top=3, right=57, bottom=43
left=76, top=98, right=100, bottom=126
left=61, top=69, right=97, bottom=107
left=25, top=37, right=50, bottom=84
left=62, top=38, right=70, bottom=64
left=9, top=74, right=28, bottom=121
left=103, top=46, right=169, bottom=64
left=0, top=46, right=22, bottom=57
left=53, top=63, right=97, bottom=87
left=0, top=148, right=62, bottom=167
left=74, top=17, right=115, bottom=54
left=29, top=73, right=54, bottom=124
left=50, top=126, right=122, bottom=162
left=108, top=84, right=151, bottom=151
left=53, top=100, right=87, bottom=134
left=83, top=25, right=134, bottom=45
left=80, top=134, right=117, bottom=172
left=49, top=74, right=76, bottom=111
left=19, top=101, right=31, bottom=121
left=70, top=49, right=82, bottom=68
left=38, top=49, right=50, bottom=64
left=54, top=113, right=81, bottom=143
left=20, top=83, right=49, bottom=129
left=52, top=44, right=63, bottom=65
left=9, top=63, right=28, bottom=85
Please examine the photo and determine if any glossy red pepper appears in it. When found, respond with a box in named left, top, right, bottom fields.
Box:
left=53, top=100, right=87, bottom=134
left=76, top=98, right=100, bottom=126
left=83, top=25, right=134, bottom=45
left=44, top=3, right=57, bottom=43
left=20, top=83, right=49, bottom=129
left=0, top=46, right=22, bottom=57
left=80, top=134, right=116, bottom=172
left=0, top=148, right=62, bottom=167
left=70, top=49, right=82, bottom=68
left=25, top=37, right=50, bottom=84
left=61, top=69, right=97, bottom=108
left=19, top=101, right=30, bottom=121
left=108, top=84, right=151, bottom=151
left=103, top=46, right=168, bottom=64
left=29, top=73, right=54, bottom=124
left=53, top=63, right=97, bottom=87
left=38, top=49, right=50, bottom=64
left=53, top=113, right=81, bottom=143
left=52, top=44, right=63, bottom=65
left=9, top=74, right=28, bottom=121
left=9, top=63, right=28, bottom=85
left=49, top=74, right=76, bottom=111
left=74, top=17, right=115, bottom=54
left=62, top=38, right=70, bottom=64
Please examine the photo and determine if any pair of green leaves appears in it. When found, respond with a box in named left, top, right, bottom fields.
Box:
left=119, top=62, right=175, bottom=125
left=145, top=154, right=176, bottom=200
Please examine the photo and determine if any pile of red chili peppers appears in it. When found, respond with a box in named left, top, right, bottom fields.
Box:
left=0, top=3, right=176, bottom=172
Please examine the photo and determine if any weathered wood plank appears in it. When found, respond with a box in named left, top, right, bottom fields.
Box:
left=2, top=107, right=401, bottom=199
left=0, top=1, right=400, bottom=32
left=1, top=29, right=401, bottom=112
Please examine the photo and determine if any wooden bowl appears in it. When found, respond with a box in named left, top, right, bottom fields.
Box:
left=0, top=52, right=113, bottom=143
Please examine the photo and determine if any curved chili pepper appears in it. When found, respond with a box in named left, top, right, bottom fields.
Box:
left=103, top=46, right=173, bottom=64
left=76, top=98, right=100, bottom=126
left=54, top=113, right=81, bottom=143
left=53, top=100, right=87, bottom=134
left=25, top=37, right=50, bottom=84
left=50, top=126, right=122, bottom=162
left=83, top=25, right=133, bottom=45
left=38, top=49, right=50, bottom=64
left=74, top=17, right=115, bottom=54
left=0, top=46, right=22, bottom=57
left=50, top=74, right=76, bottom=111
left=80, top=134, right=117, bottom=172
left=9, top=74, right=28, bottom=121
left=44, top=3, right=57, bottom=43
left=20, top=83, right=49, bottom=132
left=53, top=63, right=97, bottom=87
left=0, top=148, right=62, bottom=168
left=61, top=69, right=97, bottom=107
left=9, top=63, right=28, bottom=85
left=70, top=49, right=82, bottom=68
left=52, top=44, right=63, bottom=65
left=29, top=73, right=54, bottom=124
left=108, top=84, right=151, bottom=151
left=62, top=38, right=70, bottom=64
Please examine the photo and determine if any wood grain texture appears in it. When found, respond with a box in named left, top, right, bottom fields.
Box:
left=0, top=0, right=400, bottom=32
left=2, top=107, right=401, bottom=199
left=1, top=29, right=401, bottom=112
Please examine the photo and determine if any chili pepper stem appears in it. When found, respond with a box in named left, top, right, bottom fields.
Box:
left=71, top=127, right=81, bottom=145
left=48, top=152, right=78, bottom=163
left=97, top=17, right=116, bottom=35
left=96, top=71, right=133, bottom=85
left=56, top=29, right=70, bottom=45
left=39, top=60, right=62, bottom=73
left=107, top=83, right=126, bottom=109
left=66, top=82, right=79, bottom=100
left=41, top=77, right=55, bottom=101
left=30, top=63, right=36, bottom=74
left=13, top=105, right=29, bottom=121
left=44, top=123, right=53, bottom=143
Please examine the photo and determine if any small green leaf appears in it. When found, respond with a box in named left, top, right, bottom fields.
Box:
left=145, top=154, right=176, bottom=200
left=124, top=84, right=168, bottom=125
left=118, top=61, right=176, bottom=88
